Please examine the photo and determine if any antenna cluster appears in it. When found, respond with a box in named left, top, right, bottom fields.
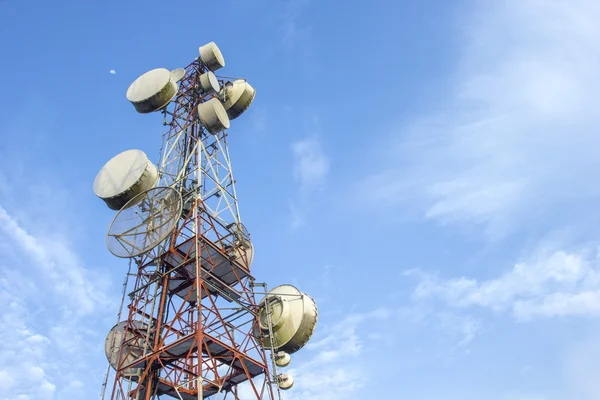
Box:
left=94, top=42, right=317, bottom=400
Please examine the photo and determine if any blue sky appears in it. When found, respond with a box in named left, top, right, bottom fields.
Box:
left=1, top=0, right=600, bottom=399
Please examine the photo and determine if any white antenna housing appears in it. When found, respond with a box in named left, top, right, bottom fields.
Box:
left=277, top=373, right=294, bottom=390
left=221, top=80, right=256, bottom=120
left=199, top=71, right=220, bottom=95
left=255, top=284, right=318, bottom=354
left=126, top=68, right=179, bottom=113
left=199, top=42, right=225, bottom=71
left=170, top=68, right=186, bottom=82
left=234, top=241, right=254, bottom=268
left=93, top=149, right=159, bottom=211
left=105, top=321, right=150, bottom=381
left=275, top=351, right=291, bottom=368
left=197, top=98, right=230, bottom=134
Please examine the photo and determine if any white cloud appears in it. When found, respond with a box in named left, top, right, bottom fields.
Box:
left=435, top=312, right=482, bottom=347
left=410, top=247, right=600, bottom=321
left=363, top=0, right=600, bottom=237
left=284, top=308, right=389, bottom=400
left=221, top=307, right=382, bottom=400
left=0, top=205, right=111, bottom=316
left=0, top=199, right=115, bottom=398
left=291, top=136, right=329, bottom=193
left=289, top=135, right=330, bottom=228
left=109, top=69, right=116, bottom=75
left=288, top=201, right=305, bottom=229
left=278, top=0, right=312, bottom=54
left=0, top=279, right=57, bottom=400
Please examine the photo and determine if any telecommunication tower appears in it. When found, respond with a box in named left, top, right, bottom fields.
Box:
left=94, top=42, right=318, bottom=400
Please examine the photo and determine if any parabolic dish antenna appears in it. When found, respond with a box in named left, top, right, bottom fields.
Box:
left=226, top=241, right=254, bottom=269
left=226, top=222, right=254, bottom=267
left=105, top=320, right=150, bottom=381
left=254, top=284, right=318, bottom=354
left=106, top=186, right=183, bottom=258
left=278, top=374, right=294, bottom=390
left=199, top=42, right=225, bottom=72
left=221, top=79, right=256, bottom=120
left=94, top=149, right=159, bottom=211
left=199, top=71, right=220, bottom=95
left=170, top=68, right=186, bottom=82
left=197, top=98, right=230, bottom=135
left=126, top=68, right=179, bottom=114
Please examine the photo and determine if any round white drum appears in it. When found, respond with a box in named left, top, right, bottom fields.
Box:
left=105, top=321, right=150, bottom=381
left=255, top=284, right=318, bottom=354
left=278, top=374, right=294, bottom=390
left=199, top=42, right=225, bottom=71
left=93, top=149, right=159, bottom=211
left=199, top=71, right=220, bottom=95
left=126, top=68, right=178, bottom=113
left=222, top=80, right=256, bottom=120
left=170, top=68, right=186, bottom=82
left=197, top=98, right=230, bottom=135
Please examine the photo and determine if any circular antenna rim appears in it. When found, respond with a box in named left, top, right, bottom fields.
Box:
left=199, top=42, right=225, bottom=72
left=105, top=320, right=150, bottom=379
left=197, top=97, right=230, bottom=134
left=255, top=284, right=318, bottom=354
left=126, top=68, right=179, bottom=113
left=126, top=68, right=170, bottom=102
left=94, top=149, right=159, bottom=210
left=170, top=68, right=186, bottom=82
left=106, top=186, right=183, bottom=258
left=199, top=71, right=220, bottom=95
left=222, top=79, right=256, bottom=120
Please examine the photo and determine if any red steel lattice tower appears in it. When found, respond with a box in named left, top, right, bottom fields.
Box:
left=98, top=44, right=282, bottom=400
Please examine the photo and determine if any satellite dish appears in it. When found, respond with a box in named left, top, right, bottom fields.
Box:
left=170, top=68, right=186, bottom=82
left=275, top=351, right=291, bottom=368
left=199, top=71, right=220, bottom=95
left=277, top=374, right=294, bottom=390
left=94, top=149, right=159, bottom=211
left=106, top=186, right=183, bottom=258
left=199, top=42, right=225, bottom=71
left=197, top=98, right=230, bottom=135
left=230, top=221, right=250, bottom=242
left=105, top=321, right=150, bottom=381
left=225, top=240, right=254, bottom=270
left=126, top=68, right=179, bottom=113
left=225, top=222, right=254, bottom=268
left=221, top=80, right=256, bottom=120
left=254, top=285, right=318, bottom=354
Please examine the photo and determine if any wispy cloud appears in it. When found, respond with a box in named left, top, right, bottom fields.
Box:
left=291, top=136, right=330, bottom=194
left=284, top=308, right=390, bottom=400
left=0, top=206, right=112, bottom=316
left=434, top=311, right=482, bottom=347
left=278, top=0, right=312, bottom=55
left=288, top=134, right=330, bottom=228
left=361, top=0, right=600, bottom=238
left=0, top=159, right=116, bottom=400
left=288, top=201, right=305, bottom=229
left=408, top=246, right=600, bottom=321
left=0, top=283, right=56, bottom=399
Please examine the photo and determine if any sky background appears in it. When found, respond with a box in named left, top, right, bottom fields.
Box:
left=1, top=0, right=600, bottom=399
